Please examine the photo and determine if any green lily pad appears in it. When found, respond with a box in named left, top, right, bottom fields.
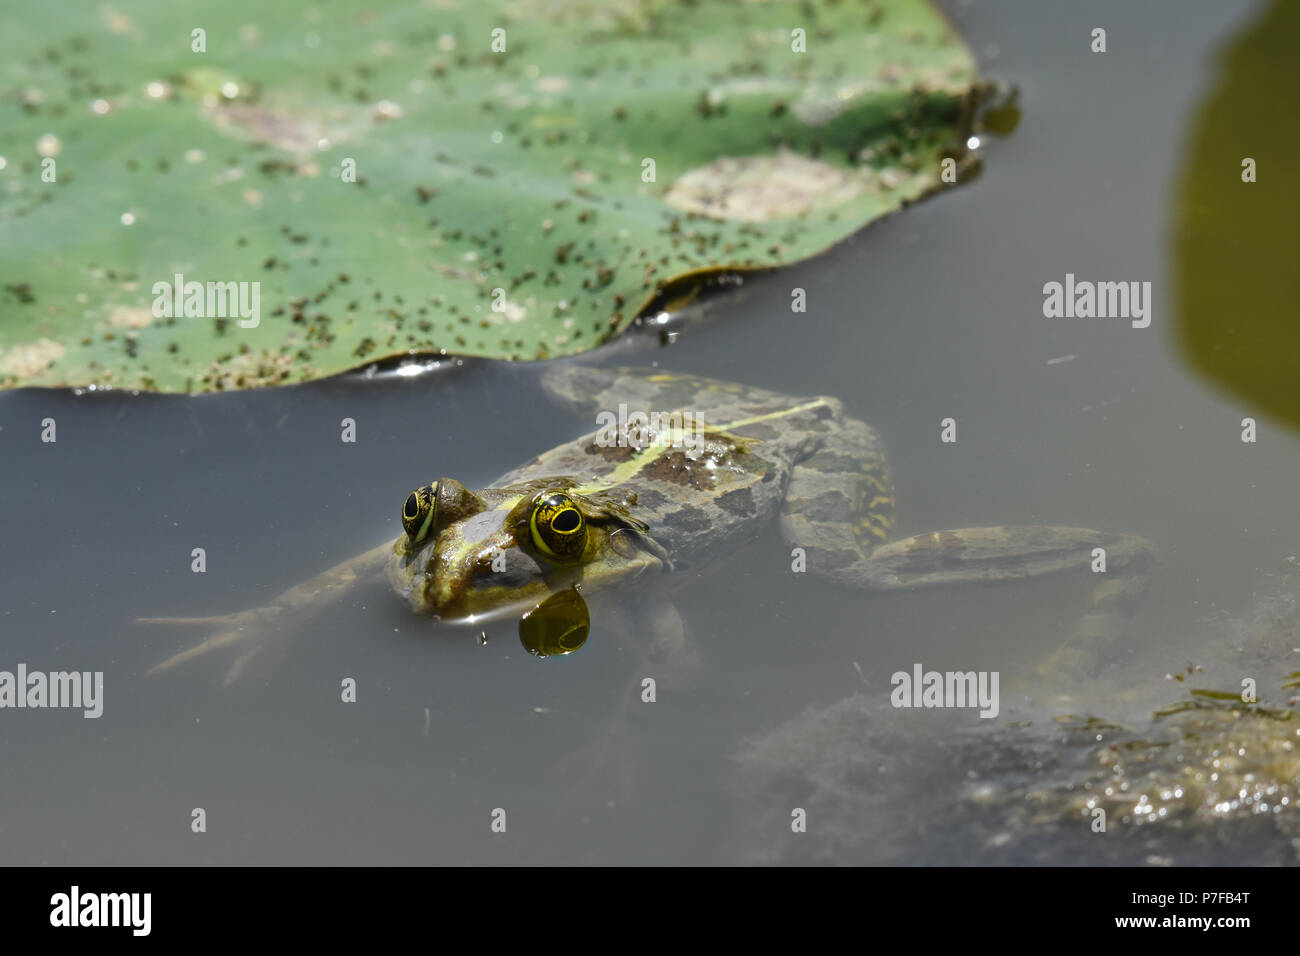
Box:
left=0, top=0, right=978, bottom=392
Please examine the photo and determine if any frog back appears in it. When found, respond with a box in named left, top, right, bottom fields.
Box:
left=495, top=367, right=853, bottom=568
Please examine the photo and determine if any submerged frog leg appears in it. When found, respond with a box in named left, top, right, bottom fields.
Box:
left=779, top=416, right=898, bottom=567
left=840, top=527, right=1153, bottom=676
left=141, top=541, right=392, bottom=679
left=557, top=594, right=699, bottom=804
left=780, top=422, right=1154, bottom=677
left=142, top=608, right=280, bottom=675
left=221, top=643, right=264, bottom=686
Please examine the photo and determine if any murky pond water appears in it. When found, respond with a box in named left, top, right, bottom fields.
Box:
left=4, top=0, right=1299, bottom=864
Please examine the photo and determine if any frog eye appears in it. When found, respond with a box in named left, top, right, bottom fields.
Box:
left=529, top=492, right=587, bottom=562
left=402, top=482, right=439, bottom=542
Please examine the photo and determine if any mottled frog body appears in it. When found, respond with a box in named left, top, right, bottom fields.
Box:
left=388, top=367, right=893, bottom=622
left=149, top=366, right=1153, bottom=680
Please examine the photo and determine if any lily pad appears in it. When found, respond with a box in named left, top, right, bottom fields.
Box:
left=0, top=0, right=978, bottom=392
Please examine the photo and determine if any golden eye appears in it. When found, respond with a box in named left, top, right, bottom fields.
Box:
left=402, top=482, right=439, bottom=541
left=529, top=492, right=587, bottom=562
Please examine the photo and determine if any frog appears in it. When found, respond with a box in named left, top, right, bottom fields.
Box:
left=145, top=365, right=1154, bottom=681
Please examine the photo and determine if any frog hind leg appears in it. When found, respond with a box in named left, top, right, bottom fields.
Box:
left=140, top=606, right=282, bottom=678
left=140, top=541, right=391, bottom=681
left=778, top=416, right=898, bottom=574
left=555, top=594, right=699, bottom=807
left=850, top=527, right=1153, bottom=676
left=779, top=434, right=1154, bottom=677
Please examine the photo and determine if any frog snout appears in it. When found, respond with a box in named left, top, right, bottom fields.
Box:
left=464, top=545, right=545, bottom=592
left=421, top=541, right=549, bottom=619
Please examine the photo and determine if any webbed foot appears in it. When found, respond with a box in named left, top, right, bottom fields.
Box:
left=139, top=605, right=284, bottom=683
left=139, top=541, right=391, bottom=683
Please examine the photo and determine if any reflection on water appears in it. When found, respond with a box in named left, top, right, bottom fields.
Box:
left=2, top=0, right=1299, bottom=864
left=519, top=587, right=591, bottom=658
left=1175, top=0, right=1300, bottom=431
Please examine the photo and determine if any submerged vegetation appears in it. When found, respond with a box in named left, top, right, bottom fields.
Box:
left=735, top=579, right=1300, bottom=864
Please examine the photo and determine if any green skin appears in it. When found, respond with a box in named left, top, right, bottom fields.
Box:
left=146, top=366, right=1154, bottom=680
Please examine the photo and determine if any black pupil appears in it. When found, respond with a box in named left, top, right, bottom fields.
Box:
left=552, top=508, right=580, bottom=533
left=404, top=494, right=419, bottom=519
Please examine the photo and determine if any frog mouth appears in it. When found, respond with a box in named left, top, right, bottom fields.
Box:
left=388, top=523, right=669, bottom=624
left=388, top=531, right=552, bottom=623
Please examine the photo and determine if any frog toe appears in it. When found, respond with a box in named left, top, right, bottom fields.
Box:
left=136, top=612, right=245, bottom=626
left=146, top=625, right=253, bottom=675
left=143, top=606, right=282, bottom=677
left=221, top=644, right=265, bottom=685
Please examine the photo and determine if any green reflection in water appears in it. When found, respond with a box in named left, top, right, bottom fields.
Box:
left=518, top=586, right=590, bottom=658
left=1175, top=0, right=1300, bottom=431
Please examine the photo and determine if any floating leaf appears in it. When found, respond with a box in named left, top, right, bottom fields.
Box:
left=0, top=0, right=979, bottom=391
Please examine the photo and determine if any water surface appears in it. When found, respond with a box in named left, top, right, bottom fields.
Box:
left=3, top=0, right=1298, bottom=864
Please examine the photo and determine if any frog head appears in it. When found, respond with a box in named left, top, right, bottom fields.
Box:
left=387, top=477, right=670, bottom=622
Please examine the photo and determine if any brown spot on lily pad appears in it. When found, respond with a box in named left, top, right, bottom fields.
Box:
left=0, top=338, right=65, bottom=377
left=106, top=305, right=154, bottom=330
left=199, top=348, right=299, bottom=390
left=664, top=148, right=867, bottom=222
left=206, top=103, right=332, bottom=155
